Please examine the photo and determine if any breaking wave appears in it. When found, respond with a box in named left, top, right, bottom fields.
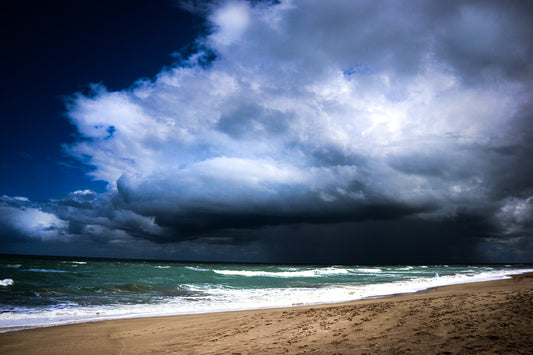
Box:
left=0, top=279, right=14, bottom=287
left=213, top=267, right=351, bottom=278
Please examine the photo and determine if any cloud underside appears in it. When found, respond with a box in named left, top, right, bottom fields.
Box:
left=2, top=0, right=533, bottom=262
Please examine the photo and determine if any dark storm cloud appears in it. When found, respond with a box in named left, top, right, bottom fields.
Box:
left=256, top=218, right=494, bottom=264
left=431, top=0, right=533, bottom=82
left=1, top=0, right=533, bottom=262
left=143, top=198, right=430, bottom=242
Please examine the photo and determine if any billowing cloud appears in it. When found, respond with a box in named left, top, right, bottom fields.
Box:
left=2, top=0, right=533, bottom=262
left=0, top=196, right=67, bottom=241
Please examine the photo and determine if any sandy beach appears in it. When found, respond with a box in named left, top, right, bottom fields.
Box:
left=1, top=272, right=531, bottom=354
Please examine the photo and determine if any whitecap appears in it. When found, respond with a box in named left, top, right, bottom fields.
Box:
left=0, top=279, right=14, bottom=286
left=353, top=268, right=382, bottom=273
left=213, top=267, right=350, bottom=278
left=185, top=266, right=210, bottom=272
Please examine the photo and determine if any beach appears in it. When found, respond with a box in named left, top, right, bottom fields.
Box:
left=1, top=272, right=531, bottom=354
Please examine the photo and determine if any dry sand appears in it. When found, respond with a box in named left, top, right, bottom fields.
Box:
left=1, top=273, right=532, bottom=354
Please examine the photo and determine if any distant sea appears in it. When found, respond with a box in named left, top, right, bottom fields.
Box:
left=1, top=255, right=532, bottom=333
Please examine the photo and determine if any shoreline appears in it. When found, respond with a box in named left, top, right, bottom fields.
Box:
left=1, top=272, right=531, bottom=354
left=1, top=269, right=531, bottom=335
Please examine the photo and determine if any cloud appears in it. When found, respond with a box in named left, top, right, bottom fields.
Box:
left=0, top=196, right=67, bottom=241
left=209, top=1, right=251, bottom=45
left=2, top=0, right=533, bottom=261
left=496, top=196, right=533, bottom=236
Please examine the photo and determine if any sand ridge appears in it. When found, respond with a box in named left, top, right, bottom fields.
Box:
left=1, top=273, right=532, bottom=354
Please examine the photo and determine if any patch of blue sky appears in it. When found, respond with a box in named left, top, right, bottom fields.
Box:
left=342, top=63, right=378, bottom=77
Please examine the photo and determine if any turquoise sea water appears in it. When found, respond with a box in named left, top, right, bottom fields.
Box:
left=1, top=255, right=532, bottom=332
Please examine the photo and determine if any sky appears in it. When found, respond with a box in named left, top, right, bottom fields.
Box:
left=1, top=0, right=533, bottom=264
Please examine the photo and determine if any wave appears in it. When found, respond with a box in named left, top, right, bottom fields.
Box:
left=185, top=266, right=210, bottom=272
left=176, top=284, right=211, bottom=296
left=26, top=269, right=67, bottom=273
left=112, top=284, right=152, bottom=292
left=6, top=264, right=21, bottom=269
left=0, top=279, right=14, bottom=287
left=154, top=266, right=171, bottom=269
left=353, top=268, right=382, bottom=273
left=213, top=267, right=351, bottom=278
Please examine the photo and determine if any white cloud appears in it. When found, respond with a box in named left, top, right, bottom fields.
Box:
left=62, top=1, right=533, bottom=230
left=209, top=1, right=251, bottom=45
left=0, top=203, right=67, bottom=241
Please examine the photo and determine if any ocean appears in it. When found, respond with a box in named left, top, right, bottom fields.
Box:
left=1, top=255, right=532, bottom=333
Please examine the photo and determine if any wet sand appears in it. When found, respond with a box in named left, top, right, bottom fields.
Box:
left=1, top=273, right=532, bottom=354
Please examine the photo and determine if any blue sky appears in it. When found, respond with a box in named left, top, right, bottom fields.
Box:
left=1, top=0, right=533, bottom=263
left=1, top=0, right=202, bottom=200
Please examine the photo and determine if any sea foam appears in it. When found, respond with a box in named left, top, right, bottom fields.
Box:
left=213, top=267, right=351, bottom=278
left=0, top=279, right=14, bottom=287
